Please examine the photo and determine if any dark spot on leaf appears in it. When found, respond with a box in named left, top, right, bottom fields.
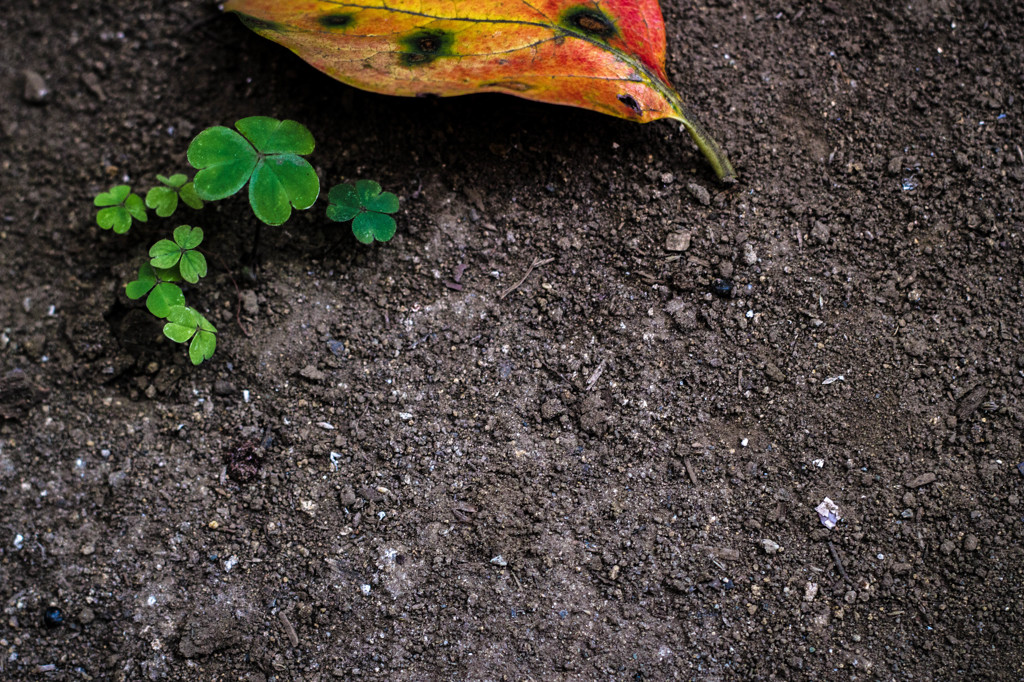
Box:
left=318, top=13, right=355, bottom=29
left=618, top=94, right=641, bottom=114
left=417, top=36, right=440, bottom=52
left=399, top=29, right=454, bottom=67
left=236, top=14, right=285, bottom=34
left=563, top=7, right=617, bottom=39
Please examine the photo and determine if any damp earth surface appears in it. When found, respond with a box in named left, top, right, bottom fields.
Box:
left=1, top=0, right=1023, bottom=679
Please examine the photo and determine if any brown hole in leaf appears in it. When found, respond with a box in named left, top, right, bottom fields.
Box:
left=564, top=8, right=617, bottom=39
left=617, top=94, right=641, bottom=114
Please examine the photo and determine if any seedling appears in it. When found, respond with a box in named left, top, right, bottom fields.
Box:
left=149, top=225, right=208, bottom=284
left=145, top=174, right=203, bottom=217
left=326, top=180, right=399, bottom=244
left=162, top=306, right=218, bottom=366
left=95, top=185, right=147, bottom=234
left=125, top=263, right=186, bottom=318
left=97, top=116, right=398, bottom=368
left=187, top=116, right=319, bottom=226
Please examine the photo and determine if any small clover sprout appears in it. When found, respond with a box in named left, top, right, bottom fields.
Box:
left=163, top=306, right=217, bottom=365
left=95, top=185, right=147, bottom=234
left=187, top=116, right=319, bottom=226
left=145, top=174, right=203, bottom=217
left=125, top=263, right=186, bottom=318
left=326, top=180, right=399, bottom=244
left=149, top=225, right=207, bottom=284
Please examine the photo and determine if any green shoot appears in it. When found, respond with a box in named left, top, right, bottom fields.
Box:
left=145, top=173, right=204, bottom=217
left=149, top=225, right=207, bottom=284
left=100, top=117, right=398, bottom=368
left=95, top=185, right=147, bottom=234
left=326, top=180, right=399, bottom=244
left=125, top=263, right=185, bottom=318
left=187, top=116, right=319, bottom=226
left=163, top=306, right=218, bottom=366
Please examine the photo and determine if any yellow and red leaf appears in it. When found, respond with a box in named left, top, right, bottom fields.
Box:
left=225, top=0, right=735, bottom=181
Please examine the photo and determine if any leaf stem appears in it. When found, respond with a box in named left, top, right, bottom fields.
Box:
left=662, top=90, right=737, bottom=184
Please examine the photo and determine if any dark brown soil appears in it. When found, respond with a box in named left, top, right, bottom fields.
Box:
left=2, top=0, right=1023, bottom=679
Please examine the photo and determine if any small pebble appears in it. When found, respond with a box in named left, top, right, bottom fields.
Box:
left=327, top=339, right=346, bottom=356
left=22, top=70, right=50, bottom=103
left=906, top=472, right=936, bottom=488
left=213, top=379, right=236, bottom=396
left=43, top=607, right=63, bottom=628
left=300, top=365, right=326, bottom=382
left=81, top=71, right=106, bottom=100
left=340, top=487, right=357, bottom=507
left=240, top=290, right=259, bottom=316
left=490, top=555, right=508, bottom=567
left=742, top=242, right=758, bottom=265
left=963, top=534, right=979, bottom=551
left=760, top=539, right=781, bottom=555
left=711, top=278, right=733, bottom=298
left=687, top=182, right=711, bottom=206
left=665, top=231, right=691, bottom=252
left=811, top=221, right=831, bottom=244
left=803, top=582, right=819, bottom=602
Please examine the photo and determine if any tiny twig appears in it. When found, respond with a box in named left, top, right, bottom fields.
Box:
left=828, top=541, right=853, bottom=585
left=500, top=257, right=554, bottom=299
left=540, top=361, right=573, bottom=388
left=683, top=458, right=699, bottom=485
left=278, top=610, right=299, bottom=647
left=586, top=359, right=607, bottom=391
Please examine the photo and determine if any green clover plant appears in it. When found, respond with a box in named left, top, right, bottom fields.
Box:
left=326, top=180, right=399, bottom=244
left=94, top=116, right=399, bottom=367
left=145, top=174, right=203, bottom=217
left=125, top=263, right=186, bottom=318
left=95, top=185, right=148, bottom=234
left=187, top=117, right=320, bottom=226
left=163, top=306, right=218, bottom=366
left=149, top=225, right=208, bottom=284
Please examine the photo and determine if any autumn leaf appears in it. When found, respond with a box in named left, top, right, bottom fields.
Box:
left=224, top=0, right=736, bottom=182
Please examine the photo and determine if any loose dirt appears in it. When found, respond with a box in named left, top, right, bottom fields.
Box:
left=1, top=0, right=1022, bottom=679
